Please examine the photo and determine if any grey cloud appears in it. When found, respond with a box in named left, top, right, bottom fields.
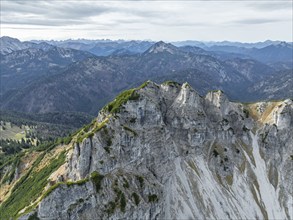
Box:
left=1, top=2, right=49, bottom=15
left=1, top=1, right=113, bottom=26
left=247, top=2, right=292, bottom=11
left=46, top=3, right=112, bottom=19
left=234, top=18, right=283, bottom=25
left=2, top=0, right=291, bottom=41
left=1, top=1, right=168, bottom=27
left=148, top=19, right=208, bottom=27
left=1, top=18, right=89, bottom=26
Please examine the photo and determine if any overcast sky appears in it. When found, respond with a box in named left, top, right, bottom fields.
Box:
left=1, top=0, right=292, bottom=42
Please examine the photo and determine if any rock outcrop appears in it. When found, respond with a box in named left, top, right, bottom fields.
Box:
left=24, top=81, right=293, bottom=219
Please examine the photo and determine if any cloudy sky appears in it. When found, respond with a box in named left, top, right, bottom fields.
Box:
left=1, top=0, right=292, bottom=42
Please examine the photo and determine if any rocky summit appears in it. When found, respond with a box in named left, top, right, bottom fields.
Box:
left=2, top=81, right=292, bottom=219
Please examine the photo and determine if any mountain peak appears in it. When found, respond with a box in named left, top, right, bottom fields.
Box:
left=276, top=41, right=292, bottom=48
left=0, top=36, right=27, bottom=55
left=0, top=36, right=21, bottom=42
left=31, top=42, right=55, bottom=51
left=145, top=41, right=178, bottom=54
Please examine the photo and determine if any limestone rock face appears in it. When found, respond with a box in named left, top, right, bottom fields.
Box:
left=35, top=81, right=293, bottom=220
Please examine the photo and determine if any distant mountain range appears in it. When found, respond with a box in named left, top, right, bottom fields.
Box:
left=206, top=42, right=293, bottom=63
left=0, top=46, right=94, bottom=94
left=173, top=39, right=292, bottom=48
left=0, top=36, right=292, bottom=115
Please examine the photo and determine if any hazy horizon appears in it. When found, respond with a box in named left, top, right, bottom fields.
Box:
left=2, top=35, right=292, bottom=44
left=1, top=1, right=292, bottom=42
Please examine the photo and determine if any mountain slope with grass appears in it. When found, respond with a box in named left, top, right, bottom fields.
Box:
left=1, top=81, right=291, bottom=219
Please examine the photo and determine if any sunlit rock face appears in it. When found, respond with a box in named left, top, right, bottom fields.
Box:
left=34, top=81, right=292, bottom=220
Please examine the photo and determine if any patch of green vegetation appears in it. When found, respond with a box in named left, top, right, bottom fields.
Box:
left=137, top=81, right=151, bottom=89
left=42, top=178, right=90, bottom=200
left=82, top=121, right=95, bottom=133
left=132, top=192, right=140, bottom=205
left=32, top=133, right=72, bottom=153
left=0, top=151, right=26, bottom=173
left=113, top=186, right=127, bottom=213
left=212, top=149, right=219, bottom=157
left=11, top=152, right=46, bottom=194
left=209, top=89, right=223, bottom=93
left=104, top=89, right=140, bottom=114
left=120, top=191, right=126, bottom=212
left=243, top=109, right=250, bottom=118
left=75, top=120, right=101, bottom=143
left=105, top=201, right=116, bottom=215
left=136, top=175, right=144, bottom=188
left=76, top=131, right=90, bottom=143
left=102, top=81, right=151, bottom=116
left=0, top=151, right=66, bottom=219
left=106, top=138, right=112, bottom=146
left=90, top=171, right=104, bottom=192
left=54, top=135, right=74, bottom=146
left=148, top=194, right=158, bottom=203
left=91, top=120, right=108, bottom=134
left=105, top=186, right=127, bottom=215
left=0, top=138, right=32, bottom=155
left=0, top=111, right=93, bottom=152
left=101, top=128, right=112, bottom=147
left=162, top=81, right=181, bottom=87
left=41, top=182, right=64, bottom=199
left=260, top=131, right=269, bottom=143
left=0, top=121, right=28, bottom=141
left=104, top=146, right=111, bottom=153
left=0, top=111, right=93, bottom=130
left=290, top=155, right=293, bottom=160
left=122, top=177, right=129, bottom=188
left=66, top=178, right=89, bottom=186
left=129, top=118, right=136, bottom=123
left=183, top=82, right=192, bottom=88
left=1, top=154, right=21, bottom=184
left=75, top=118, right=110, bottom=144
left=103, top=83, right=145, bottom=115
left=123, top=125, right=138, bottom=136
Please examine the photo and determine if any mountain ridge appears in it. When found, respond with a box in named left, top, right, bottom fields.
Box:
left=1, top=81, right=291, bottom=219
left=1, top=37, right=292, bottom=115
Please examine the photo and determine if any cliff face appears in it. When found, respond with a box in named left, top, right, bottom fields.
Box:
left=23, top=82, right=292, bottom=219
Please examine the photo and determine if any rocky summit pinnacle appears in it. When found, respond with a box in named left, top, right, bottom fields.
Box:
left=6, top=81, right=293, bottom=219
left=145, top=41, right=179, bottom=54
